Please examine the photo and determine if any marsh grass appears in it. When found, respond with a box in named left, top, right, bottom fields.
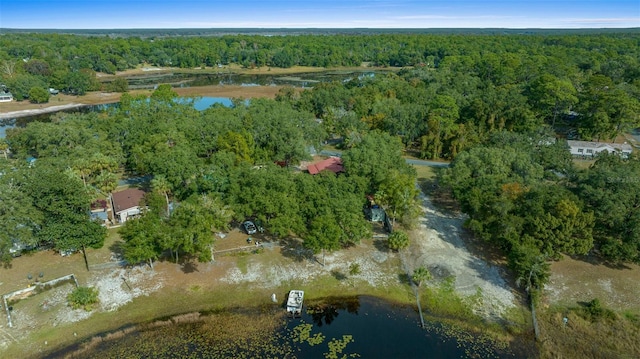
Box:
left=421, top=277, right=477, bottom=320
left=538, top=304, right=640, bottom=359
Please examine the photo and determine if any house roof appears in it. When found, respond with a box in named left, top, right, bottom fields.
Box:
left=567, top=140, right=632, bottom=152
left=307, top=157, right=344, bottom=175
left=112, top=188, right=145, bottom=214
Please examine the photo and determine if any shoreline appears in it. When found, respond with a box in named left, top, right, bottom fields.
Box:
left=40, top=294, right=528, bottom=359
left=0, top=84, right=290, bottom=120
left=0, top=103, right=92, bottom=120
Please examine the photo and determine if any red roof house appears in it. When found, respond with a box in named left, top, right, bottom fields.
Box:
left=307, top=157, right=344, bottom=175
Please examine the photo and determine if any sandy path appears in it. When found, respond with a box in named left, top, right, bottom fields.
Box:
left=0, top=103, right=86, bottom=120
left=405, top=191, right=518, bottom=319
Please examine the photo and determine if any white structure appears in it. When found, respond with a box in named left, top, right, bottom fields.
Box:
left=111, top=188, right=146, bottom=223
left=567, top=140, right=632, bottom=158
left=0, top=92, right=13, bottom=102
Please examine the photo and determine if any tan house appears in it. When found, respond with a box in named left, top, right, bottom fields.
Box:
left=111, top=188, right=146, bottom=223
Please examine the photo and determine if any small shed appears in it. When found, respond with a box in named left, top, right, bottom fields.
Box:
left=0, top=91, right=13, bottom=102
left=364, top=206, right=386, bottom=222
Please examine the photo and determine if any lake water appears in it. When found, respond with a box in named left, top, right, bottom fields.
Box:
left=0, top=70, right=387, bottom=138
left=0, top=97, right=235, bottom=138
left=45, top=296, right=527, bottom=358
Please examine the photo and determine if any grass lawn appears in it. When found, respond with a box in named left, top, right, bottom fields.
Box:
left=413, top=164, right=438, bottom=182
left=572, top=158, right=596, bottom=170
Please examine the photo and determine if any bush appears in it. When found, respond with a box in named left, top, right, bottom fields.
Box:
left=28, top=86, right=50, bottom=103
left=580, top=298, right=617, bottom=322
left=348, top=263, right=361, bottom=276
left=108, top=77, right=129, bottom=92
left=67, top=286, right=99, bottom=311
left=387, top=230, right=409, bottom=251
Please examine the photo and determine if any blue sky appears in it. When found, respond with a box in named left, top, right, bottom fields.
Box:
left=1, top=0, right=638, bottom=29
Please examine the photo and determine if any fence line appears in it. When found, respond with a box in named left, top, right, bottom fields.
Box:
left=2, top=274, right=78, bottom=328
left=531, top=297, right=540, bottom=341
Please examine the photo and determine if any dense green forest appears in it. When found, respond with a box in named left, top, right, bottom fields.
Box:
left=1, top=32, right=639, bottom=295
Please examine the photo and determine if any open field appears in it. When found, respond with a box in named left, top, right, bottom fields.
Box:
left=545, top=255, right=640, bottom=312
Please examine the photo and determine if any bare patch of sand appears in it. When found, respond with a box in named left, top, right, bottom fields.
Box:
left=545, top=255, right=640, bottom=311
left=406, top=191, right=518, bottom=319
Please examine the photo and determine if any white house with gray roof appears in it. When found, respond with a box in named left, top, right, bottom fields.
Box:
left=567, top=140, right=632, bottom=158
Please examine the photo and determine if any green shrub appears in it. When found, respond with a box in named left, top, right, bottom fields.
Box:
left=580, top=298, right=617, bottom=322
left=67, top=286, right=99, bottom=311
left=28, top=86, right=50, bottom=103
left=387, top=230, right=409, bottom=251
left=348, top=263, right=361, bottom=276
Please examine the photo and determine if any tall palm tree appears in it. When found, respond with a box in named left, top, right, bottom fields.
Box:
left=151, top=174, right=172, bottom=217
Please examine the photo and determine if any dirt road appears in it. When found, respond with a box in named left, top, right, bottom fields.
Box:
left=405, top=191, right=518, bottom=319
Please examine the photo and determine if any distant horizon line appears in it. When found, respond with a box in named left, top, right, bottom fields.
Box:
left=2, top=27, right=639, bottom=30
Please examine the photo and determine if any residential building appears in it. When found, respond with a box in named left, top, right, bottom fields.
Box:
left=567, top=140, right=632, bottom=158
left=111, top=188, right=146, bottom=223
left=307, top=157, right=344, bottom=175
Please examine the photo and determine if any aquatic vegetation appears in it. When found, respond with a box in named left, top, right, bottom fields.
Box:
left=291, top=322, right=325, bottom=346
left=324, top=335, right=356, bottom=359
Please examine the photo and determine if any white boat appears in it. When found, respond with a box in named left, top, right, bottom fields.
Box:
left=286, top=290, right=304, bottom=316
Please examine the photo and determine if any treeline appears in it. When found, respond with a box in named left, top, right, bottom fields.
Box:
left=1, top=32, right=639, bottom=104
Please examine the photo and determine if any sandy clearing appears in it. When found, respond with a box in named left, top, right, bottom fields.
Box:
left=545, top=255, right=640, bottom=311
left=220, top=245, right=394, bottom=289
left=406, top=191, right=518, bottom=319
left=0, top=265, right=165, bottom=352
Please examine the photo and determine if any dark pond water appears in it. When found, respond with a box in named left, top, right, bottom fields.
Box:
left=45, top=296, right=527, bottom=359
left=283, top=296, right=516, bottom=359
left=124, top=70, right=381, bottom=90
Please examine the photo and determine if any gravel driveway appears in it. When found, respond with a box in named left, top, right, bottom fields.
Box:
left=405, top=191, right=517, bottom=319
